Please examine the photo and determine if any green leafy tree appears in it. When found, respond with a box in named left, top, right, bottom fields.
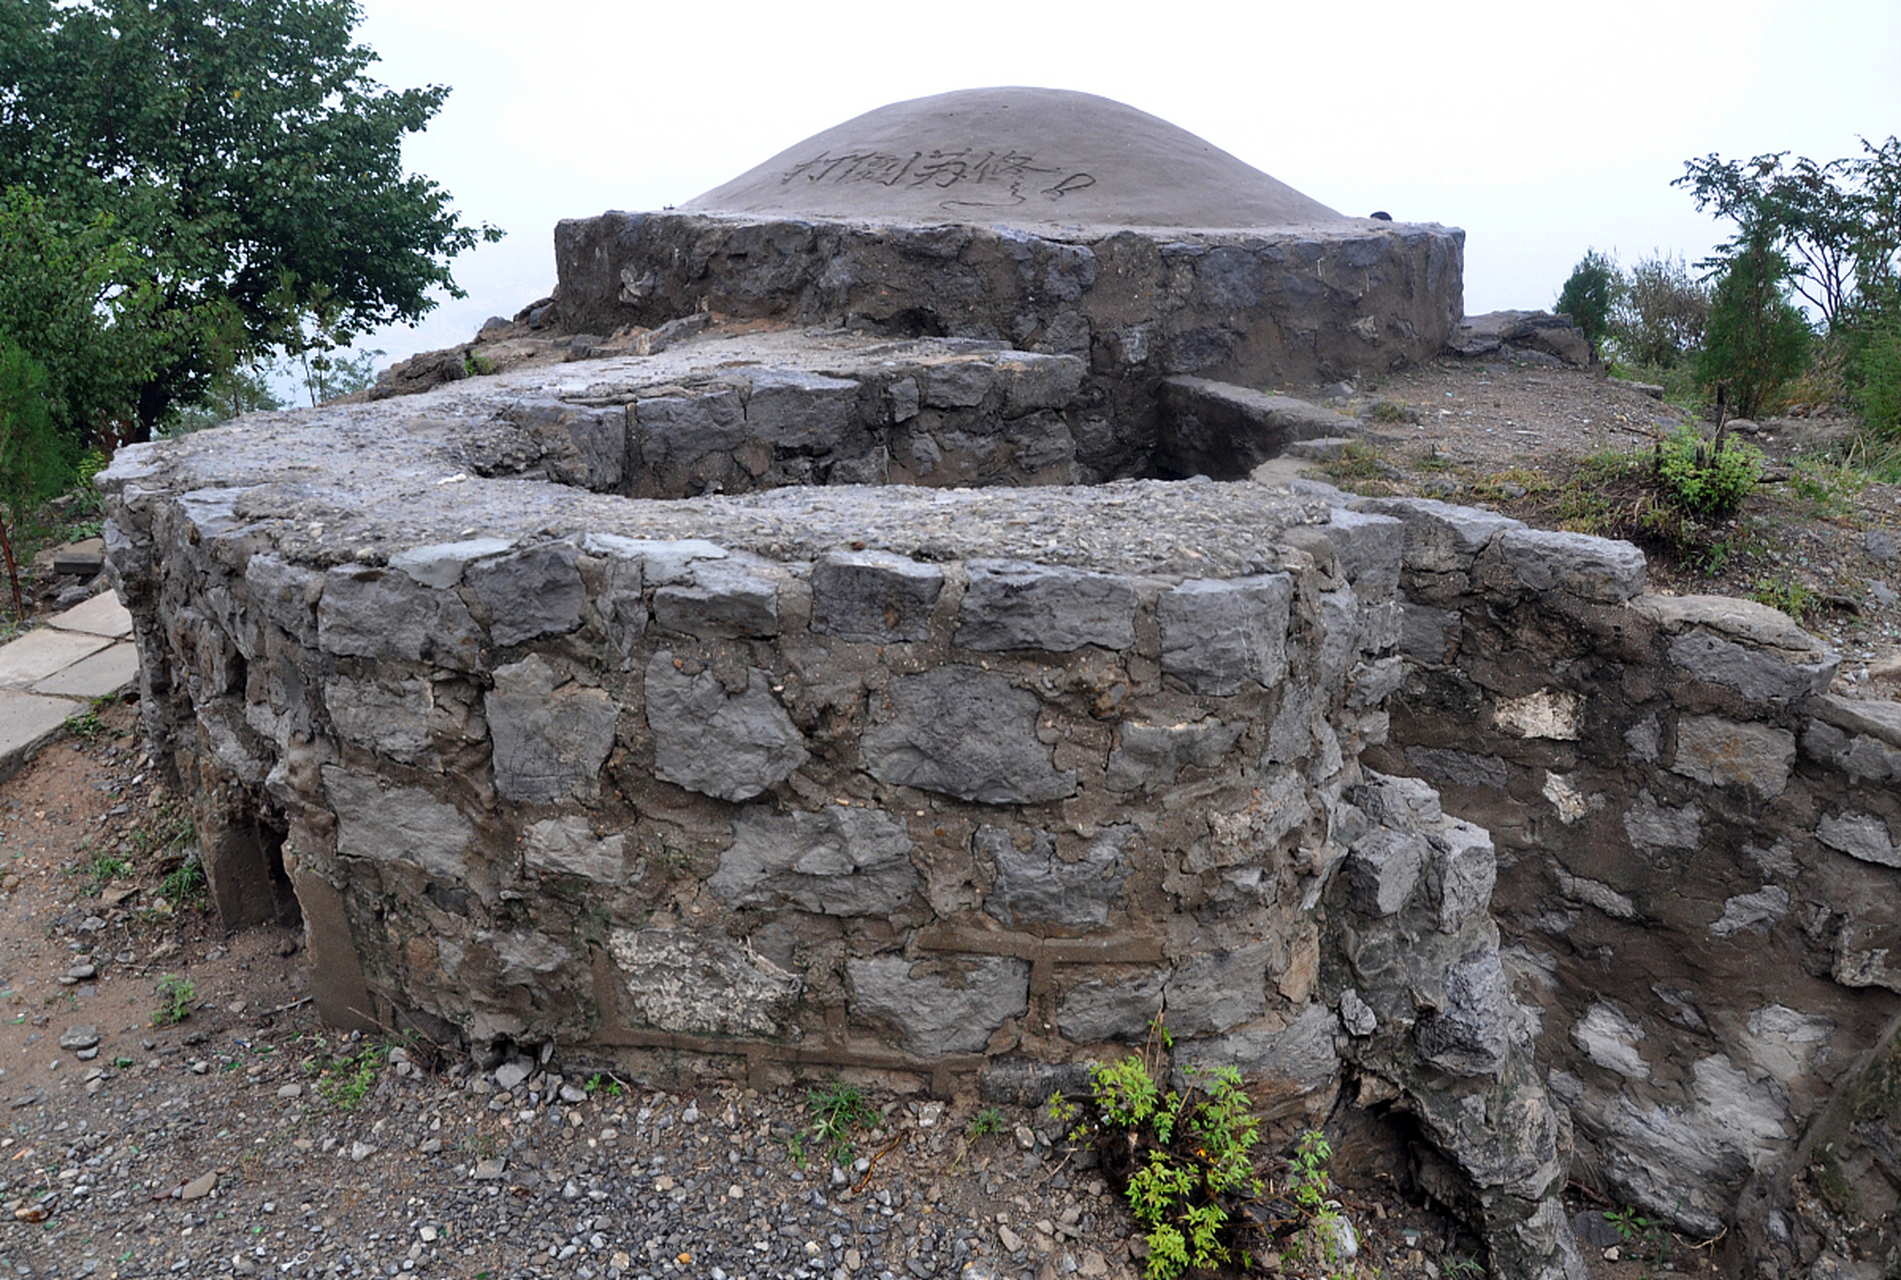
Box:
left=0, top=0, right=501, bottom=439
left=1698, top=219, right=1812, bottom=419
left=1556, top=249, right=1621, bottom=358
left=0, top=346, right=68, bottom=615
left=0, top=187, right=174, bottom=449
left=1676, top=139, right=1901, bottom=332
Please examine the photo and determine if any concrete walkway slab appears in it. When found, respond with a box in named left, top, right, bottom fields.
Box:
left=48, top=592, right=133, bottom=639
left=0, top=689, right=84, bottom=781
left=0, top=628, right=113, bottom=689
left=31, top=642, right=138, bottom=699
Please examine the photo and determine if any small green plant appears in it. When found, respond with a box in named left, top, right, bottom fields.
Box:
left=153, top=974, right=195, bottom=1025
left=159, top=856, right=206, bottom=906
left=1787, top=455, right=1869, bottom=519
left=1062, top=1021, right=1271, bottom=1280
left=583, top=1072, right=623, bottom=1098
left=463, top=351, right=497, bottom=377
left=966, top=1106, right=1006, bottom=1140
left=307, top=1041, right=387, bottom=1110
left=1655, top=424, right=1765, bottom=518
left=1603, top=1203, right=1670, bottom=1267
left=1751, top=575, right=1816, bottom=621
left=806, top=1080, right=878, bottom=1165
left=1320, top=441, right=1393, bottom=491
left=1443, top=1253, right=1488, bottom=1278
left=66, top=848, right=131, bottom=895
left=63, top=708, right=105, bottom=740
left=1367, top=399, right=1414, bottom=425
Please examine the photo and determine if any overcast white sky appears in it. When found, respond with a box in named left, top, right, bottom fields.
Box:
left=349, top=0, right=1901, bottom=370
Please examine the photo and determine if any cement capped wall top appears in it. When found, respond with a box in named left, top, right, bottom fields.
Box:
left=682, top=87, right=1350, bottom=232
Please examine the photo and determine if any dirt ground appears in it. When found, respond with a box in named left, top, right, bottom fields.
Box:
left=1325, top=354, right=1901, bottom=692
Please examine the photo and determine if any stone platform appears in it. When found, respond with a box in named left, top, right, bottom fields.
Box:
left=554, top=88, right=1462, bottom=396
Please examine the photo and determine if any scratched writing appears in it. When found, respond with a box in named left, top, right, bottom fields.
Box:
left=780, top=148, right=1097, bottom=207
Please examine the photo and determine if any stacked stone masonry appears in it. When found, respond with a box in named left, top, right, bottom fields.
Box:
left=100, top=349, right=1588, bottom=1280
left=1352, top=491, right=1901, bottom=1279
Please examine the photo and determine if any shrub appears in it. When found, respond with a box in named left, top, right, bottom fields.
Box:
left=1611, top=253, right=1711, bottom=369
left=1556, top=249, right=1621, bottom=357
left=1656, top=424, right=1765, bottom=518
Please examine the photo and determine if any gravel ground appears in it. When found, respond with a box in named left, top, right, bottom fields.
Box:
left=0, top=705, right=1472, bottom=1280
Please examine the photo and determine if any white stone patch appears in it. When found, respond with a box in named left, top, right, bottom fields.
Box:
left=1541, top=771, right=1590, bottom=824
left=1573, top=1002, right=1650, bottom=1080
left=1743, top=1004, right=1835, bottom=1083
left=608, top=928, right=801, bottom=1038
left=1554, top=868, right=1639, bottom=920
left=1494, top=688, right=1580, bottom=740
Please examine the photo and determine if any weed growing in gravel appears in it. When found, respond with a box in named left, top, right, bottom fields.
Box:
left=306, top=1041, right=388, bottom=1110
left=1655, top=424, right=1765, bottom=518
left=1751, top=575, right=1817, bottom=621
left=1787, top=455, right=1870, bottom=520
left=159, top=856, right=206, bottom=907
left=152, top=974, right=195, bottom=1024
left=584, top=1072, right=624, bottom=1098
left=1057, top=1020, right=1269, bottom=1280
left=806, top=1080, right=878, bottom=1166
left=66, top=847, right=131, bottom=894
left=965, top=1107, right=1006, bottom=1140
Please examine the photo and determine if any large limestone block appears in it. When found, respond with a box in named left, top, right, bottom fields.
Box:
left=1667, top=629, right=1836, bottom=702
left=1057, top=972, right=1166, bottom=1044
left=1104, top=717, right=1246, bottom=791
left=809, top=550, right=943, bottom=643
left=316, top=565, right=482, bottom=668
left=979, top=824, right=1133, bottom=928
left=323, top=768, right=473, bottom=882
left=467, top=542, right=587, bottom=647
left=651, top=557, right=781, bottom=639
left=862, top=667, right=1076, bottom=804
left=709, top=808, right=919, bottom=914
left=1349, top=497, right=1524, bottom=574
left=848, top=955, right=1030, bottom=1057
left=486, top=656, right=618, bottom=804
left=1413, top=948, right=1512, bottom=1078
left=1817, top=812, right=1901, bottom=868
left=325, top=676, right=435, bottom=765
left=953, top=559, right=1138, bottom=652
left=1670, top=715, right=1795, bottom=798
left=1476, top=528, right=1646, bottom=603
left=1157, top=575, right=1292, bottom=696
left=1163, top=944, right=1272, bottom=1036
left=1346, top=828, right=1428, bottom=917
left=645, top=652, right=808, bottom=802
left=524, top=815, right=627, bottom=883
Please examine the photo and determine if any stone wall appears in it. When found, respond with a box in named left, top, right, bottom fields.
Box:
left=552, top=212, right=1462, bottom=398
left=98, top=358, right=1586, bottom=1278
left=1353, top=493, right=1901, bottom=1277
